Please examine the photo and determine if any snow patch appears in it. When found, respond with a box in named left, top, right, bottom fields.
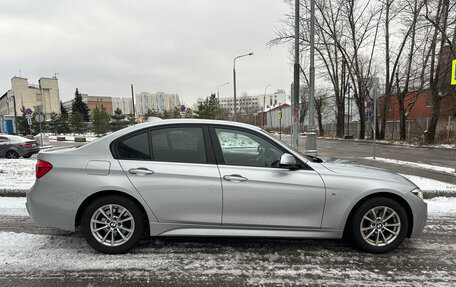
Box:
left=365, top=157, right=455, bottom=175
left=400, top=174, right=456, bottom=193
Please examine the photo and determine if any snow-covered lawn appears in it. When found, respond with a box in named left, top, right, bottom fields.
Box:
left=400, top=174, right=456, bottom=194
left=0, top=159, right=36, bottom=192
left=366, top=157, right=455, bottom=175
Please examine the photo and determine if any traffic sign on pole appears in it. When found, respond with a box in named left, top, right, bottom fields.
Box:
left=25, top=108, right=33, bottom=115
left=180, top=105, right=186, bottom=112
left=34, top=105, right=43, bottom=114
left=451, top=59, right=456, bottom=85
left=27, top=118, right=32, bottom=126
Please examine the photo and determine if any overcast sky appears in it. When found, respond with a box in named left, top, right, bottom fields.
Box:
left=0, top=0, right=293, bottom=107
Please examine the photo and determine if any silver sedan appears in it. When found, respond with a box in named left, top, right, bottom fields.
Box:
left=26, top=119, right=427, bottom=254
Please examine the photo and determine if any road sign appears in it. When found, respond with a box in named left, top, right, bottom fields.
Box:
left=451, top=59, right=456, bottom=85
left=180, top=112, right=186, bottom=118
left=34, top=105, right=43, bottom=114
left=180, top=105, right=186, bottom=112
left=366, top=111, right=372, bottom=117
left=27, top=118, right=32, bottom=126
left=366, top=101, right=373, bottom=108
left=25, top=108, right=33, bottom=115
left=278, top=109, right=282, bottom=120
left=35, top=114, right=45, bottom=123
left=26, top=114, right=33, bottom=119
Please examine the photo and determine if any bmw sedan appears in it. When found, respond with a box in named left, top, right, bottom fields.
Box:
left=26, top=119, right=427, bottom=254
left=0, top=135, right=39, bottom=158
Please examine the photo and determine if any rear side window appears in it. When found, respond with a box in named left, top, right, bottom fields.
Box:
left=151, top=127, right=207, bottom=164
left=117, top=132, right=151, bottom=160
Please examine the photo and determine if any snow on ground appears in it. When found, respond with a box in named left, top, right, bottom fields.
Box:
left=366, top=157, right=455, bottom=174
left=0, top=159, right=36, bottom=192
left=0, top=197, right=28, bottom=216
left=400, top=174, right=456, bottom=194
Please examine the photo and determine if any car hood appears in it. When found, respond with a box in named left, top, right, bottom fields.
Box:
left=319, top=162, right=417, bottom=187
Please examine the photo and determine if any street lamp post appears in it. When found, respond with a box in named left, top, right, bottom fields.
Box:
left=262, top=84, right=271, bottom=129
left=217, top=82, right=229, bottom=100
left=233, top=52, right=254, bottom=122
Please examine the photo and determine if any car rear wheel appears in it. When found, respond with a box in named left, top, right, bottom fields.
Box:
left=81, top=195, right=145, bottom=254
left=5, top=150, right=19, bottom=159
left=350, top=197, right=408, bottom=253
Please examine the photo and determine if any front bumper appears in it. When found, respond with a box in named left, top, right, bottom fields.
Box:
left=407, top=192, right=427, bottom=238
left=26, top=180, right=84, bottom=232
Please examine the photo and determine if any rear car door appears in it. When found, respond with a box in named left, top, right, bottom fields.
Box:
left=116, top=125, right=222, bottom=225
left=0, top=136, right=9, bottom=156
left=211, top=127, right=326, bottom=229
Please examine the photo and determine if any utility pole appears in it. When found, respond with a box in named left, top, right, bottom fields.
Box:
left=305, top=0, right=317, bottom=155
left=291, top=0, right=300, bottom=149
left=263, top=84, right=271, bottom=129
left=130, top=84, right=136, bottom=117
left=233, top=53, right=253, bottom=122
left=11, top=92, right=18, bottom=135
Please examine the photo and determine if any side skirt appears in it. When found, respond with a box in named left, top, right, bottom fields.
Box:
left=149, top=222, right=342, bottom=239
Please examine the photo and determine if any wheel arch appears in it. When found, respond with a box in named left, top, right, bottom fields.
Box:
left=343, top=192, right=414, bottom=238
left=75, top=190, right=150, bottom=236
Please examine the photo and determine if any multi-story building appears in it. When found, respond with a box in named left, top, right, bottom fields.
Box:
left=0, top=76, right=61, bottom=119
left=62, top=94, right=113, bottom=117
left=204, top=89, right=288, bottom=115
left=135, top=91, right=180, bottom=116
left=84, top=95, right=113, bottom=116
left=112, top=97, right=133, bottom=115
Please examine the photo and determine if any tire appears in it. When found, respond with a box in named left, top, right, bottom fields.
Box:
left=81, top=195, right=145, bottom=254
left=350, top=197, right=408, bottom=253
left=5, top=150, right=19, bottom=159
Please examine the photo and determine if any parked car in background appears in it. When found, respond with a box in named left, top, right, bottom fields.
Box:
left=0, top=135, right=40, bottom=159
left=26, top=119, right=427, bottom=254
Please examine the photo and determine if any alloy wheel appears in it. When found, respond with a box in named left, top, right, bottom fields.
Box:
left=90, top=204, right=135, bottom=247
left=360, top=206, right=401, bottom=247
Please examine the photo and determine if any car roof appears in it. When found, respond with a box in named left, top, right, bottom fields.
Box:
left=125, top=118, right=262, bottom=133
left=0, top=135, right=31, bottom=141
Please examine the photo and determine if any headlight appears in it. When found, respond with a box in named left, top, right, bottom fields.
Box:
left=411, top=188, right=424, bottom=199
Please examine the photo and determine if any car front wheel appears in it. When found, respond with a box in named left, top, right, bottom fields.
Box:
left=350, top=197, right=408, bottom=253
left=81, top=195, right=145, bottom=254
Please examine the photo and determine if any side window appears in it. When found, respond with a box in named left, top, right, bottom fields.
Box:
left=151, top=127, right=207, bottom=164
left=117, top=132, right=151, bottom=160
left=215, top=128, right=284, bottom=168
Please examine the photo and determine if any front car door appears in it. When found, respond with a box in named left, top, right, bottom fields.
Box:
left=211, top=127, right=326, bottom=229
left=116, top=125, right=222, bottom=225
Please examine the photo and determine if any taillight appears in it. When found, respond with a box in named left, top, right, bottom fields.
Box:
left=19, top=143, right=32, bottom=146
left=36, top=160, right=53, bottom=179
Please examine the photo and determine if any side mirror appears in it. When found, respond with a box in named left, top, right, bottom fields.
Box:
left=279, top=153, right=297, bottom=167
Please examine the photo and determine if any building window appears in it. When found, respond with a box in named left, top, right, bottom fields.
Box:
left=426, top=102, right=432, bottom=107
left=387, top=106, right=392, bottom=111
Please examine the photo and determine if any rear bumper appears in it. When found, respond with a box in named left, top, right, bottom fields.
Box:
left=26, top=180, right=84, bottom=232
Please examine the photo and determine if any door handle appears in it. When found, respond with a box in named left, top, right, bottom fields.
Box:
left=129, top=168, right=154, bottom=175
left=223, top=174, right=248, bottom=182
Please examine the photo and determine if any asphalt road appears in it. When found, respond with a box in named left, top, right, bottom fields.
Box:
left=0, top=209, right=455, bottom=286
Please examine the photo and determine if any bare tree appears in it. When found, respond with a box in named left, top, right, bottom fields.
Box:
left=423, top=0, right=455, bottom=143
left=315, top=91, right=329, bottom=136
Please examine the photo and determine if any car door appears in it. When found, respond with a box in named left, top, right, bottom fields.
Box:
left=116, top=125, right=222, bottom=225
left=0, top=136, right=9, bottom=156
left=211, top=127, right=326, bottom=229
